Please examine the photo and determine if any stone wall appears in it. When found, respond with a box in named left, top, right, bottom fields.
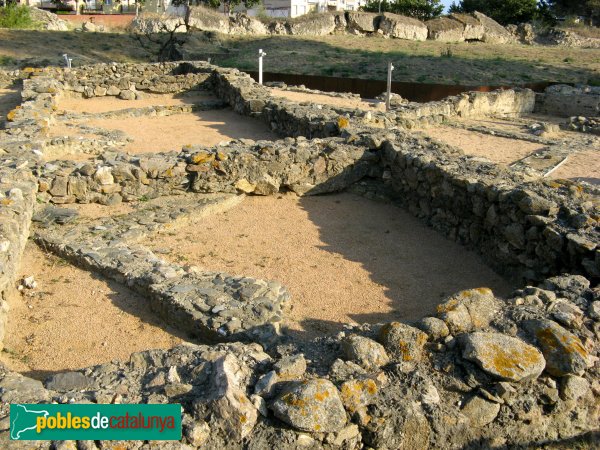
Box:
left=535, top=84, right=600, bottom=118
left=378, top=134, right=599, bottom=282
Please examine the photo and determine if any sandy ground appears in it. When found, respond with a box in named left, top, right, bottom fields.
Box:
left=550, top=149, right=600, bottom=185
left=460, top=116, right=576, bottom=142
left=57, top=91, right=217, bottom=114
left=1, top=243, right=184, bottom=379
left=270, top=88, right=385, bottom=111
left=148, top=193, right=512, bottom=339
left=52, top=93, right=277, bottom=155
left=86, top=110, right=277, bottom=153
left=423, top=125, right=545, bottom=165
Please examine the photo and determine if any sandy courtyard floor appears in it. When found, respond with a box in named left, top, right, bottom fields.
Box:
left=148, top=193, right=513, bottom=338
left=50, top=92, right=277, bottom=156
left=423, top=125, right=546, bottom=165
left=550, top=148, right=600, bottom=185
left=57, top=91, right=218, bottom=114
left=86, top=110, right=277, bottom=153
left=1, top=243, right=184, bottom=379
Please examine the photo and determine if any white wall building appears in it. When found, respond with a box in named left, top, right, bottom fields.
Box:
left=152, top=0, right=366, bottom=19
left=253, top=0, right=366, bottom=18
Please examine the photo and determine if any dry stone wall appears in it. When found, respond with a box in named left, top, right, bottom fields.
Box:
left=0, top=61, right=599, bottom=449
left=377, top=134, right=599, bottom=282
left=20, top=62, right=595, bottom=286
left=536, top=84, right=600, bottom=118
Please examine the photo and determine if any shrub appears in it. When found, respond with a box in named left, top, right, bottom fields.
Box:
left=0, top=4, right=35, bottom=29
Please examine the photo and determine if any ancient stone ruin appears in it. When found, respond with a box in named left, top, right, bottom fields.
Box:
left=0, top=62, right=598, bottom=448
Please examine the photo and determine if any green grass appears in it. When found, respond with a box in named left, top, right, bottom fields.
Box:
left=0, top=54, right=15, bottom=66
left=0, top=5, right=37, bottom=29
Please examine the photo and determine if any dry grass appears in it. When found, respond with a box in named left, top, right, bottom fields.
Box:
left=561, top=24, right=600, bottom=39
left=210, top=35, right=600, bottom=85
left=0, top=29, right=599, bottom=85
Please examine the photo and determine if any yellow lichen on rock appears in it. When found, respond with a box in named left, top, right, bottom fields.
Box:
left=191, top=151, right=215, bottom=164
left=337, top=116, right=349, bottom=129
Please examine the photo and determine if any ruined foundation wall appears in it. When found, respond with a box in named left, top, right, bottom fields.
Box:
left=25, top=62, right=598, bottom=285
left=535, top=85, right=600, bottom=118
left=378, top=136, right=599, bottom=283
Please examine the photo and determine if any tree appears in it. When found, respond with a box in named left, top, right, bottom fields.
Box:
left=449, top=0, right=539, bottom=25
left=546, top=0, right=600, bottom=25
left=363, top=0, right=444, bottom=22
left=134, top=5, right=191, bottom=62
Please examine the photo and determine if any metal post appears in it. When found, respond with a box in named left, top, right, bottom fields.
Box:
left=258, top=49, right=266, bottom=85
left=386, top=61, right=394, bottom=112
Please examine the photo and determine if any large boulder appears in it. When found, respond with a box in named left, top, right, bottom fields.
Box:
left=524, top=319, right=589, bottom=376
left=437, top=288, right=500, bottom=334
left=188, top=6, right=230, bottom=33
left=379, top=322, right=428, bottom=362
left=287, top=13, right=337, bottom=36
left=378, top=13, right=428, bottom=41
left=449, top=12, right=484, bottom=40
left=229, top=14, right=268, bottom=35
left=461, top=332, right=546, bottom=382
left=342, top=335, right=390, bottom=369
left=30, top=7, right=68, bottom=31
left=271, top=379, right=347, bottom=432
left=346, top=11, right=380, bottom=33
left=426, top=17, right=465, bottom=42
left=473, top=11, right=516, bottom=44
left=131, top=15, right=186, bottom=34
left=206, top=355, right=258, bottom=440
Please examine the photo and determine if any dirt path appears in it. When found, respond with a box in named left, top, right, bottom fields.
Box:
left=148, top=193, right=513, bottom=339
left=1, top=243, right=185, bottom=379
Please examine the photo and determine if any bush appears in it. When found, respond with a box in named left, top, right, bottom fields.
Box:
left=0, top=4, right=35, bottom=29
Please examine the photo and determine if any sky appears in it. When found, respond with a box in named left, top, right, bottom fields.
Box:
left=441, top=0, right=454, bottom=13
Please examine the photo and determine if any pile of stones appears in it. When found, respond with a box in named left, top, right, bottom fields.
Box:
left=1, top=277, right=599, bottom=448
left=567, top=116, right=600, bottom=135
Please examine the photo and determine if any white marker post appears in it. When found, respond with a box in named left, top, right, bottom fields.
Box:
left=62, top=54, right=72, bottom=69
left=258, top=49, right=266, bottom=85
left=386, top=61, right=394, bottom=112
